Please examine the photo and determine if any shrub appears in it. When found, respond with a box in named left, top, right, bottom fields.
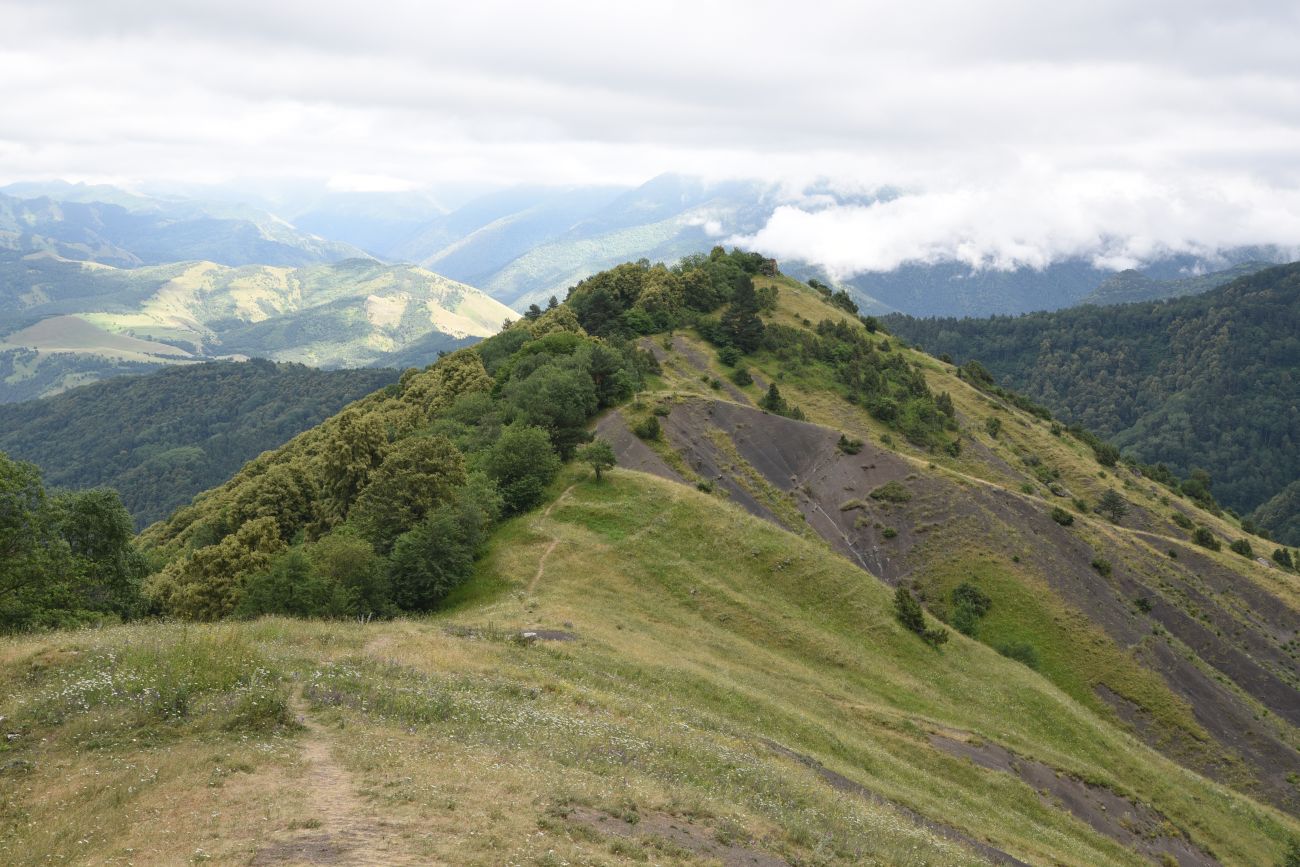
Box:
left=984, top=417, right=1002, bottom=438
left=1180, top=469, right=1218, bottom=511
left=1171, top=512, right=1194, bottom=530
left=717, top=345, right=741, bottom=366
left=997, top=641, right=1040, bottom=669
left=894, top=585, right=948, bottom=647
left=837, top=434, right=863, bottom=455
left=730, top=367, right=753, bottom=387
left=632, top=415, right=662, bottom=441
left=881, top=527, right=898, bottom=539
left=1273, top=548, right=1294, bottom=569
left=870, top=480, right=912, bottom=503
left=1091, top=557, right=1112, bottom=577
left=1193, top=526, right=1221, bottom=551
left=893, top=585, right=926, bottom=634
left=222, top=684, right=297, bottom=733
left=1134, top=596, right=1153, bottom=613
left=1229, top=538, right=1254, bottom=558
left=759, top=383, right=789, bottom=414
left=1092, top=441, right=1121, bottom=467
left=1050, top=507, right=1074, bottom=526
left=950, top=581, right=992, bottom=635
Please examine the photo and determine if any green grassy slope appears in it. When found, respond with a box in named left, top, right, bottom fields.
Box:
left=2, top=468, right=1296, bottom=865
left=601, top=272, right=1299, bottom=816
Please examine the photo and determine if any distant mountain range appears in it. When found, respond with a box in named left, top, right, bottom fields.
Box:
left=834, top=253, right=1285, bottom=317
left=1078, top=260, right=1276, bottom=306
left=0, top=253, right=513, bottom=401
left=4, top=179, right=1290, bottom=319
left=302, top=176, right=1289, bottom=316
left=0, top=187, right=368, bottom=268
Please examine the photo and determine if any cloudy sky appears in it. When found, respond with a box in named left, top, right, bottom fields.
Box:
left=3, top=0, right=1299, bottom=272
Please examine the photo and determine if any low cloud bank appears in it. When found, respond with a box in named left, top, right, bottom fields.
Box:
left=733, top=174, right=1300, bottom=277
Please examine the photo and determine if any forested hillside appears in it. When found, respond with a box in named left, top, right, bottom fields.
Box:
left=136, top=249, right=773, bottom=621
left=887, top=262, right=1300, bottom=520
left=1080, top=261, right=1273, bottom=306
left=1256, top=481, right=1300, bottom=546
left=0, top=361, right=397, bottom=528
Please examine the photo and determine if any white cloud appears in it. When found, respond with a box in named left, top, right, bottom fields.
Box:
left=736, top=172, right=1300, bottom=276
left=1, top=0, right=1298, bottom=270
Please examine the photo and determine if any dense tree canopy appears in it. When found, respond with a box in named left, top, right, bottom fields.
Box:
left=0, top=452, right=147, bottom=631
left=137, top=302, right=655, bottom=621
left=889, top=263, right=1300, bottom=516
left=0, top=360, right=397, bottom=528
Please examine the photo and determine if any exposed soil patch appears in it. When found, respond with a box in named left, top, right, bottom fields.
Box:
left=594, top=410, right=683, bottom=483
left=250, top=697, right=418, bottom=866
left=760, top=739, right=1031, bottom=866
left=930, top=734, right=1220, bottom=867
left=564, top=804, right=788, bottom=866
left=666, top=334, right=755, bottom=405
left=1094, top=683, right=1158, bottom=743
left=655, top=400, right=786, bottom=524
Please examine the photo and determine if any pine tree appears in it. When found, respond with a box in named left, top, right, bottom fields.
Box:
left=721, top=278, right=765, bottom=352
left=1098, top=489, right=1129, bottom=523
left=760, top=383, right=788, bottom=415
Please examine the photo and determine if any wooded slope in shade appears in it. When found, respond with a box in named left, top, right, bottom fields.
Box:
left=0, top=360, right=398, bottom=528
left=887, top=262, right=1300, bottom=517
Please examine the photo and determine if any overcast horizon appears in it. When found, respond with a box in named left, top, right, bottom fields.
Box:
left=4, top=0, right=1299, bottom=276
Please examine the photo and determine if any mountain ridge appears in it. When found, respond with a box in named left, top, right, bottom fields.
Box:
left=3, top=254, right=1297, bottom=864
left=0, top=255, right=514, bottom=400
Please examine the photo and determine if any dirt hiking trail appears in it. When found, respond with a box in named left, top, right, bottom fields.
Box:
left=250, top=696, right=421, bottom=866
